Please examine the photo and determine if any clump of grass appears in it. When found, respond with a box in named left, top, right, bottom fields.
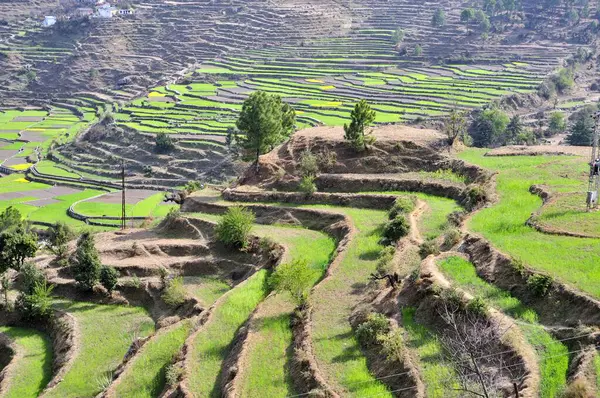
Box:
left=215, top=206, right=255, bottom=249
left=162, top=277, right=186, bottom=307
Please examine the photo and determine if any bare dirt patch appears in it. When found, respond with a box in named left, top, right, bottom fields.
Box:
left=296, top=125, right=444, bottom=144
left=91, top=190, right=156, bottom=204
left=11, top=116, right=43, bottom=122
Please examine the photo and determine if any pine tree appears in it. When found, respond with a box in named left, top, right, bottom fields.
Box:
left=344, top=100, right=377, bottom=151
left=73, top=232, right=101, bottom=291
left=236, top=91, right=296, bottom=164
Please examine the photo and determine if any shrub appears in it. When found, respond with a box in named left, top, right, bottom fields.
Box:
left=269, top=259, right=314, bottom=306
left=382, top=215, right=410, bottom=243
left=419, top=238, right=440, bottom=258
left=465, top=185, right=487, bottom=209
left=215, top=206, right=255, bottom=249
left=72, top=232, right=101, bottom=291
left=561, top=378, right=593, bottom=398
left=20, top=262, right=46, bottom=294
left=511, top=258, right=527, bottom=277
left=155, top=132, right=176, bottom=153
left=527, top=274, right=553, bottom=297
left=377, top=329, right=405, bottom=363
left=165, top=207, right=181, bottom=223
left=356, top=313, right=390, bottom=346
left=388, top=196, right=415, bottom=220
left=298, top=175, right=317, bottom=194
left=299, top=150, right=319, bottom=177
left=447, top=210, right=466, bottom=227
left=376, top=246, right=396, bottom=275
left=443, top=229, right=461, bottom=248
left=158, top=266, right=169, bottom=286
left=99, top=265, right=119, bottom=293
left=466, top=297, right=488, bottom=316
left=183, top=181, right=203, bottom=194
left=165, top=363, right=183, bottom=386
left=316, top=148, right=337, bottom=172
left=16, top=281, right=54, bottom=321
left=49, top=222, right=73, bottom=261
left=162, top=277, right=186, bottom=307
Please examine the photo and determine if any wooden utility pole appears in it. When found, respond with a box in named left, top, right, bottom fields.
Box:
left=121, top=161, right=126, bottom=230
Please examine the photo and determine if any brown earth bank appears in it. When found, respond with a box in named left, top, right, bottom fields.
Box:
left=180, top=198, right=355, bottom=397
left=405, top=265, right=536, bottom=397
left=0, top=332, right=16, bottom=395
left=0, top=308, right=77, bottom=396
left=240, top=126, right=492, bottom=189
left=461, top=234, right=600, bottom=327
left=35, top=217, right=278, bottom=326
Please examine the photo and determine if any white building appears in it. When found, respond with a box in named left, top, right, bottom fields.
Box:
left=42, top=16, right=57, bottom=27
left=96, top=3, right=116, bottom=18
left=118, top=8, right=134, bottom=15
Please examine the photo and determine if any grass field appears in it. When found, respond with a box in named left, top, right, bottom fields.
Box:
left=438, top=256, right=568, bottom=397
left=458, top=149, right=600, bottom=299
left=186, top=270, right=270, bottom=397
left=45, top=301, right=154, bottom=398
left=401, top=307, right=461, bottom=397
left=113, top=320, right=193, bottom=397
left=0, top=327, right=52, bottom=398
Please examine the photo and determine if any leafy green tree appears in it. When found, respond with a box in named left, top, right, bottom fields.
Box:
left=20, top=262, right=46, bottom=295
left=16, top=281, right=54, bottom=321
left=552, top=68, right=574, bottom=93
left=391, top=27, right=405, bottom=47
left=461, top=8, right=475, bottom=34
left=100, top=265, right=119, bottom=293
left=567, top=115, right=595, bottom=145
left=413, top=44, right=423, bottom=56
left=49, top=222, right=72, bottom=261
left=506, top=115, right=525, bottom=143
left=432, top=9, right=446, bottom=27
left=0, top=206, right=23, bottom=232
left=72, top=232, right=101, bottom=291
left=236, top=91, right=296, bottom=164
left=548, top=111, right=566, bottom=134
left=444, top=108, right=468, bottom=144
left=155, top=132, right=176, bottom=153
left=215, top=206, right=255, bottom=249
left=471, top=106, right=510, bottom=147
left=269, top=259, right=314, bottom=306
left=0, top=227, right=38, bottom=273
left=344, top=100, right=377, bottom=151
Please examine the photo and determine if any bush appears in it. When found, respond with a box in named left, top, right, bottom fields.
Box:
left=155, top=132, right=176, bottom=153
left=377, top=328, right=405, bottom=363
left=299, top=150, right=319, bottom=177
left=382, top=215, right=410, bottom=243
left=419, top=238, right=440, bottom=258
left=16, top=281, right=54, bottom=321
left=165, top=363, right=183, bottom=386
left=316, top=148, right=337, bottom=172
left=20, top=262, right=46, bottom=294
left=72, top=232, right=101, bottom=291
left=447, top=210, right=466, bottom=227
left=443, top=229, right=461, bottom=248
left=269, top=259, right=314, bottom=306
left=215, top=206, right=255, bottom=249
left=466, top=297, right=488, bottom=316
left=183, top=181, right=203, bottom=194
left=298, top=175, right=317, bottom=194
left=99, top=265, right=119, bottom=293
left=388, top=196, right=415, bottom=220
left=511, top=258, right=527, bottom=277
left=162, top=277, right=186, bottom=307
left=376, top=246, right=396, bottom=275
left=465, top=185, right=487, bottom=209
left=527, top=274, right=553, bottom=297
left=356, top=313, right=390, bottom=346
left=49, top=222, right=73, bottom=261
